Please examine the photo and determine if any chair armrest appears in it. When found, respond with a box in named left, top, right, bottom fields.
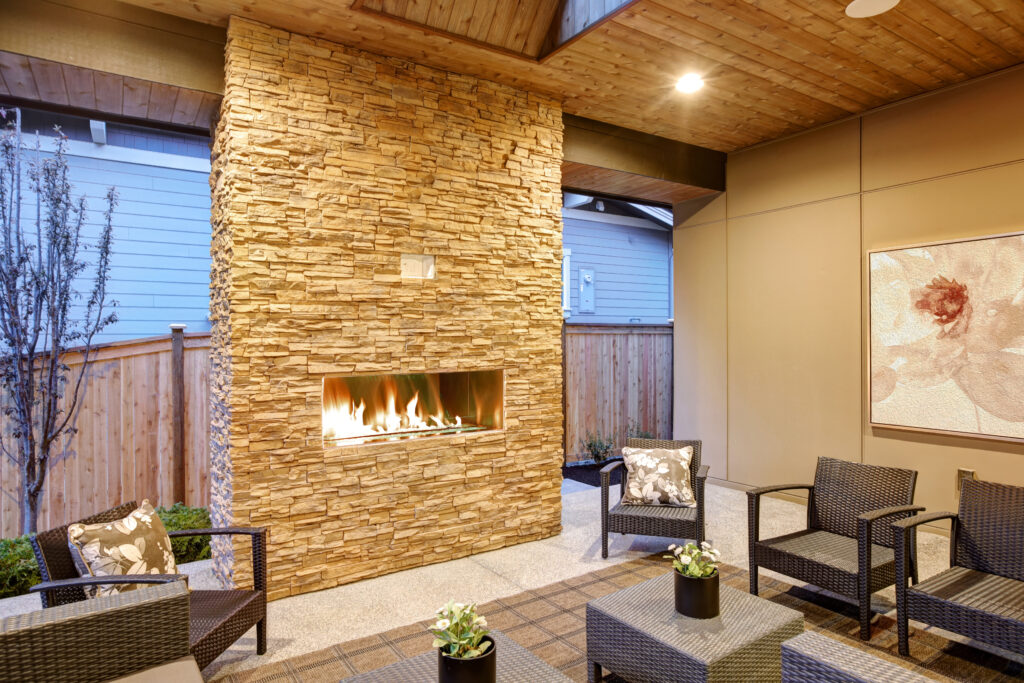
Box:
left=696, top=464, right=709, bottom=481
left=167, top=526, right=263, bottom=538
left=892, top=511, right=957, bottom=530
left=2, top=582, right=190, bottom=681
left=30, top=575, right=186, bottom=594
left=858, top=504, right=925, bottom=527
left=170, top=526, right=268, bottom=593
left=746, top=483, right=812, bottom=499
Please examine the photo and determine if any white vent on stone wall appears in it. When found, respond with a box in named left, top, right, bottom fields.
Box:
left=401, top=253, right=436, bottom=279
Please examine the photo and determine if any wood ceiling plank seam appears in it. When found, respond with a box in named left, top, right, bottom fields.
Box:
left=0, top=53, right=40, bottom=100
left=685, top=0, right=924, bottom=98
left=505, top=0, right=545, bottom=55
left=171, top=87, right=205, bottom=125
left=933, top=0, right=1024, bottom=53
left=426, top=0, right=458, bottom=34
left=561, top=162, right=716, bottom=203
left=750, top=0, right=952, bottom=90
left=27, top=57, right=70, bottom=107
left=147, top=82, right=179, bottom=122
left=354, top=3, right=541, bottom=62
left=971, top=0, right=1024, bottom=36
left=121, top=77, right=152, bottom=119
left=193, top=92, right=222, bottom=128
left=404, top=0, right=432, bottom=24
left=61, top=63, right=97, bottom=111
left=93, top=71, right=126, bottom=117
left=871, top=8, right=998, bottom=77
left=0, top=69, right=10, bottom=97
left=485, top=0, right=524, bottom=50
left=445, top=0, right=478, bottom=39
left=465, top=0, right=499, bottom=42
left=786, top=0, right=963, bottom=87
left=617, top=6, right=875, bottom=112
left=538, top=0, right=641, bottom=61
left=524, top=0, right=564, bottom=55
left=553, top=44, right=806, bottom=139
left=361, top=0, right=383, bottom=10
left=895, top=0, right=1021, bottom=66
left=567, top=25, right=846, bottom=129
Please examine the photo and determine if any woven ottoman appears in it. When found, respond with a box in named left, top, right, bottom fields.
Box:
left=587, top=573, right=803, bottom=682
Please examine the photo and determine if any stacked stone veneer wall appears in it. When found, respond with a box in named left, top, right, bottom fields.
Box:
left=209, top=18, right=565, bottom=598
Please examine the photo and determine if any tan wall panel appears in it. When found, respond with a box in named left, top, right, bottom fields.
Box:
left=863, top=68, right=1024, bottom=191
left=727, top=197, right=862, bottom=487
left=672, top=219, right=728, bottom=480
left=862, top=160, right=1024, bottom=514
left=727, top=119, right=860, bottom=218
left=0, top=0, right=225, bottom=93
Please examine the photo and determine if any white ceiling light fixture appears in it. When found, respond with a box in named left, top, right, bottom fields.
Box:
left=845, top=0, right=900, bottom=18
left=675, top=73, right=704, bottom=94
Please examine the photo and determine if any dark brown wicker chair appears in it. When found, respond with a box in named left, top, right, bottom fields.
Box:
left=600, top=438, right=707, bottom=559
left=29, top=501, right=268, bottom=671
left=747, top=457, right=922, bottom=640
left=0, top=580, right=196, bottom=682
left=892, top=478, right=1024, bottom=657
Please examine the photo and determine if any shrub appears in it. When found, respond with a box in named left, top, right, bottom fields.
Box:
left=626, top=419, right=655, bottom=440
left=156, top=503, right=212, bottom=564
left=0, top=504, right=211, bottom=599
left=580, top=431, right=616, bottom=463
left=0, top=535, right=40, bottom=599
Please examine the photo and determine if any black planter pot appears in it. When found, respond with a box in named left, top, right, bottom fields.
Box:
left=674, top=570, right=720, bottom=619
left=438, top=635, right=496, bottom=683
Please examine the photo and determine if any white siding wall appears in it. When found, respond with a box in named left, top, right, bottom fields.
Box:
left=563, top=211, right=672, bottom=325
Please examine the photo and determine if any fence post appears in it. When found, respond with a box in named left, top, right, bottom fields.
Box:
left=169, top=324, right=187, bottom=505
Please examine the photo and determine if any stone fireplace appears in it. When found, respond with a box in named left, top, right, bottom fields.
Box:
left=210, top=18, right=565, bottom=598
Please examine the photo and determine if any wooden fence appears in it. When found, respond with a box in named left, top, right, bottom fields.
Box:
left=564, top=324, right=673, bottom=463
left=0, top=329, right=211, bottom=537
left=0, top=323, right=671, bottom=534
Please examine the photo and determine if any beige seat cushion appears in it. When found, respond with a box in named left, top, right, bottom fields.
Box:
left=107, top=656, right=203, bottom=683
left=620, top=446, right=696, bottom=507
left=68, top=500, right=178, bottom=598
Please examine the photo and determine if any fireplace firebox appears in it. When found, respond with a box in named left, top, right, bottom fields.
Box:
left=322, top=369, right=504, bottom=446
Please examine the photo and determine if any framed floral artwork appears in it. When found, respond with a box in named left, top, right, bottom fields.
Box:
left=869, top=232, right=1024, bottom=441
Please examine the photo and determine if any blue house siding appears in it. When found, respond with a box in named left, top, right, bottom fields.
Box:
left=15, top=133, right=212, bottom=343
left=563, top=211, right=672, bottom=325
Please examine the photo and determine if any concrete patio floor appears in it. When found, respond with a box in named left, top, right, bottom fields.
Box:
left=0, top=478, right=985, bottom=680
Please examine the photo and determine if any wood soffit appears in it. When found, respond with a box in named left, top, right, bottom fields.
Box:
left=0, top=50, right=220, bottom=132
left=112, top=0, right=1024, bottom=153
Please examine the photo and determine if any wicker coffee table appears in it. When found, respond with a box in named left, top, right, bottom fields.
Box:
left=342, top=629, right=571, bottom=682
left=587, top=573, right=803, bottom=682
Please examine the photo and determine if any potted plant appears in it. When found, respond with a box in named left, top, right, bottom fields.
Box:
left=430, top=600, right=495, bottom=683
left=665, top=541, right=721, bottom=619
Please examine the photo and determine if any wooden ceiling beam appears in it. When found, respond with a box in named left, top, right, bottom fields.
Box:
left=538, top=0, right=638, bottom=60
left=563, top=113, right=725, bottom=193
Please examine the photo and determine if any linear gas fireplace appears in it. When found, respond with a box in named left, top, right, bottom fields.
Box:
left=322, top=369, right=504, bottom=446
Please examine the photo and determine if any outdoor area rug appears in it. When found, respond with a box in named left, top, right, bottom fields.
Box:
left=220, top=556, right=1024, bottom=683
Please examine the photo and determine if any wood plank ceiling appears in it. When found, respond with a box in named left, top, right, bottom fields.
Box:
left=116, top=0, right=1024, bottom=152
left=0, top=51, right=221, bottom=130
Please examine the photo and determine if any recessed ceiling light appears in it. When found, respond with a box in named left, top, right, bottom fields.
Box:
left=676, top=73, right=704, bottom=94
left=845, top=0, right=899, bottom=18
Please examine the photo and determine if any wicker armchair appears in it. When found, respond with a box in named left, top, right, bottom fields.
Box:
left=748, top=457, right=922, bottom=640
left=0, top=580, right=198, bottom=682
left=600, top=438, right=707, bottom=559
left=30, top=501, right=268, bottom=671
left=892, top=478, right=1024, bottom=657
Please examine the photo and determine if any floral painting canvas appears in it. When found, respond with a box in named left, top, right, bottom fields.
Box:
left=870, top=233, right=1024, bottom=441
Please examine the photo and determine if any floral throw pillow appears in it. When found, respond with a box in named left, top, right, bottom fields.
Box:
left=621, top=446, right=696, bottom=507
left=67, top=500, right=178, bottom=598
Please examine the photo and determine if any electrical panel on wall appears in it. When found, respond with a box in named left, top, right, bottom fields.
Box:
left=579, top=268, right=595, bottom=313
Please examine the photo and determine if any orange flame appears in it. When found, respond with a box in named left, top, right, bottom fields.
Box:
left=323, top=375, right=459, bottom=444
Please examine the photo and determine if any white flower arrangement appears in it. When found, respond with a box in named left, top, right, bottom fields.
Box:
left=429, top=600, right=492, bottom=659
left=665, top=541, right=720, bottom=578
